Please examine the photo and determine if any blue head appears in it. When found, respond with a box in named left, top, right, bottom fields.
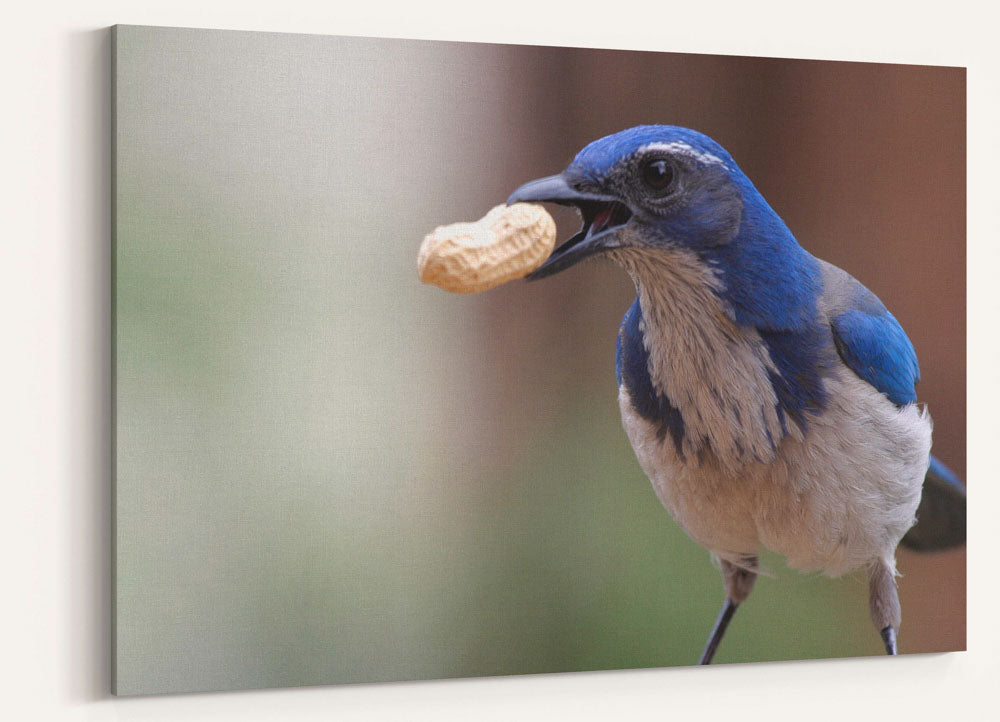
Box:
left=508, top=125, right=822, bottom=331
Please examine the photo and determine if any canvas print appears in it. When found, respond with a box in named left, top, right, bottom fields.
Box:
left=112, top=24, right=966, bottom=695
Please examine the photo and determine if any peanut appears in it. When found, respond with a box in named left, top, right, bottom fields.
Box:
left=417, top=203, right=556, bottom=294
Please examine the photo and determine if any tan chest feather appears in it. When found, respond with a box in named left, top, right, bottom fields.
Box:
left=610, top=247, right=798, bottom=471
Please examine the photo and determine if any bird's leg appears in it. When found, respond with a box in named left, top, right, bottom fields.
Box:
left=868, top=559, right=901, bottom=655
left=698, top=598, right=738, bottom=665
left=698, top=557, right=757, bottom=665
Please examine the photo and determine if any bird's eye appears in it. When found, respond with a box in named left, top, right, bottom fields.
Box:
left=640, top=159, right=674, bottom=191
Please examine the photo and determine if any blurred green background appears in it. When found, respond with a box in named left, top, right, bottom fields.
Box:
left=113, top=25, right=965, bottom=695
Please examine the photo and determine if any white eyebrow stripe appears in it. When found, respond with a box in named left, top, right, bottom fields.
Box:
left=637, top=141, right=727, bottom=167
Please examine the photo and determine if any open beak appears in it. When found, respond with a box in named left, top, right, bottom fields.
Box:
left=507, top=174, right=632, bottom=279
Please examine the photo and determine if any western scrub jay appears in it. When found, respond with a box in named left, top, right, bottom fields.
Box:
left=507, top=125, right=965, bottom=663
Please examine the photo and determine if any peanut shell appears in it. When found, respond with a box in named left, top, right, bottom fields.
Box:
left=417, top=203, right=556, bottom=294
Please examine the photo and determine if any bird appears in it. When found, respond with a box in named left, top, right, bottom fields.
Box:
left=506, top=125, right=966, bottom=664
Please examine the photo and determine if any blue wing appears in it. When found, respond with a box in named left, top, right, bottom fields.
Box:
left=831, top=306, right=920, bottom=406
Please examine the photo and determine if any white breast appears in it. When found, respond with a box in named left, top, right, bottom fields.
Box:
left=619, top=368, right=931, bottom=576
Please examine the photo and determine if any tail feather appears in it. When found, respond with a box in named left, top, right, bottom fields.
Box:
left=900, top=454, right=966, bottom=552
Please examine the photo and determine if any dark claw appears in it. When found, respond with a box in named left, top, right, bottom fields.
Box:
left=880, top=625, right=898, bottom=655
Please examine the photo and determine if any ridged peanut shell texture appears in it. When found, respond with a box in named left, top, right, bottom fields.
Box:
left=417, top=203, right=557, bottom=294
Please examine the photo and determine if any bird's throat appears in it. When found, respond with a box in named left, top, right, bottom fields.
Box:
left=612, top=247, right=797, bottom=468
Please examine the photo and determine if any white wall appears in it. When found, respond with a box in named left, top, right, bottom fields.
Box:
left=2, top=1, right=997, bottom=719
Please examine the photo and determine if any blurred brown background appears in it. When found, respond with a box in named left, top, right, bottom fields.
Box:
left=115, top=27, right=964, bottom=694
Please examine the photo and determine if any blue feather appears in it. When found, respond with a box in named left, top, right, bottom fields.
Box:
left=708, top=183, right=825, bottom=333
left=927, top=454, right=964, bottom=493
left=758, top=326, right=832, bottom=433
left=616, top=298, right=686, bottom=456
left=901, top=454, right=966, bottom=551
left=831, top=307, right=920, bottom=406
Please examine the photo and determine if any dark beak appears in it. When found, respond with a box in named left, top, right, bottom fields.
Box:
left=507, top=174, right=632, bottom=279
